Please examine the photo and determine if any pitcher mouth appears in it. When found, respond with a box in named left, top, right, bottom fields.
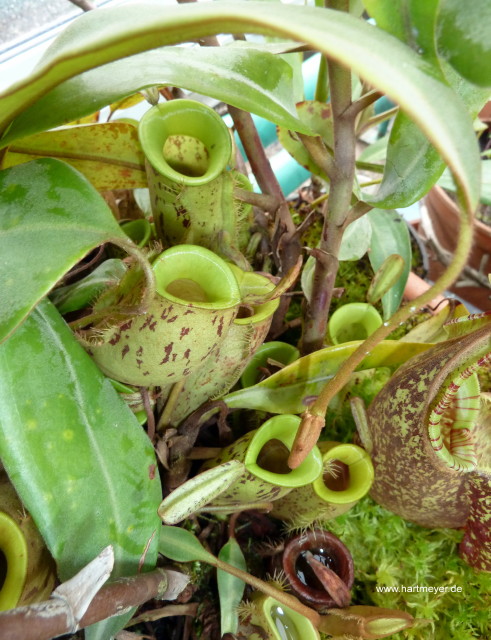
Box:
left=152, top=245, right=241, bottom=310
left=260, top=596, right=319, bottom=640
left=0, top=511, right=27, bottom=610
left=138, top=99, right=232, bottom=187
left=244, top=415, right=323, bottom=488
left=312, top=443, right=374, bottom=504
left=427, top=366, right=480, bottom=472
left=282, top=529, right=354, bottom=609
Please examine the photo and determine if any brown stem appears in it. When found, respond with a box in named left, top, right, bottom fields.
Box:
left=187, top=446, right=223, bottom=459
left=228, top=105, right=302, bottom=336
left=346, top=200, right=373, bottom=223
left=227, top=105, right=284, bottom=203
left=0, top=569, right=186, bottom=640
left=289, top=205, right=474, bottom=468
left=67, top=0, right=96, bottom=10
left=297, top=133, right=334, bottom=178
left=228, top=511, right=241, bottom=539
left=164, top=401, right=228, bottom=490
left=299, top=0, right=357, bottom=356
left=140, top=387, right=156, bottom=442
left=126, top=603, right=198, bottom=627
left=234, top=187, right=280, bottom=212
left=345, top=89, right=383, bottom=120
left=213, top=558, right=321, bottom=627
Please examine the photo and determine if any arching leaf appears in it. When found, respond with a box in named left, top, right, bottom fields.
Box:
left=0, top=299, right=161, bottom=639
left=0, top=2, right=480, bottom=215
left=0, top=158, right=130, bottom=342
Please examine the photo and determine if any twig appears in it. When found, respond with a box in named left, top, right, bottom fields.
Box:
left=0, top=569, right=188, bottom=640
left=140, top=387, right=156, bottom=442
left=157, top=379, right=186, bottom=431
left=346, top=200, right=372, bottom=223
left=357, top=105, right=399, bottom=137
left=344, top=89, right=382, bottom=120
left=187, top=446, right=223, bottom=459
left=300, top=15, right=357, bottom=355
left=164, top=400, right=229, bottom=489
left=67, top=0, right=96, bottom=10
left=125, top=603, right=198, bottom=627
left=297, top=133, right=334, bottom=179
left=234, top=187, right=280, bottom=212
left=227, top=106, right=285, bottom=202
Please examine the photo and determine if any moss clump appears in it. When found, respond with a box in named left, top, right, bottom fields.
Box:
left=330, top=256, right=379, bottom=314
left=324, top=499, right=491, bottom=639
left=323, top=367, right=392, bottom=443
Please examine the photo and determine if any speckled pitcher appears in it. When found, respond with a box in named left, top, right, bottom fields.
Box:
left=139, top=99, right=252, bottom=260
left=201, top=415, right=323, bottom=511
left=271, top=442, right=374, bottom=527
left=88, top=244, right=241, bottom=386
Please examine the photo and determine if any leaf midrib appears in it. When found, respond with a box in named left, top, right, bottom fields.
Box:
left=37, top=303, right=125, bottom=564
left=7, top=146, right=145, bottom=171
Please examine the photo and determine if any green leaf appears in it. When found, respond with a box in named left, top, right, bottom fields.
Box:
left=363, top=0, right=440, bottom=64
left=367, top=254, right=406, bottom=305
left=358, top=134, right=389, bottom=164
left=362, top=113, right=445, bottom=208
left=218, top=538, right=247, bottom=636
left=0, top=158, right=129, bottom=342
left=362, top=68, right=489, bottom=209
left=400, top=302, right=455, bottom=343
left=224, top=340, right=433, bottom=414
left=366, top=209, right=411, bottom=320
left=2, top=122, right=147, bottom=190
left=339, top=216, right=372, bottom=261
left=437, top=0, right=491, bottom=87
left=0, top=299, right=161, bottom=639
left=277, top=100, right=334, bottom=180
left=1, top=45, right=308, bottom=147
left=49, top=259, right=127, bottom=314
left=0, top=1, right=480, bottom=214
left=158, top=461, right=246, bottom=525
left=360, top=1, right=487, bottom=209
left=159, top=525, right=217, bottom=565
left=279, top=51, right=305, bottom=105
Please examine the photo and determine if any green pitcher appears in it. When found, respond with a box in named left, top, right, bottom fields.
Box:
left=88, top=244, right=241, bottom=386
left=139, top=99, right=252, bottom=261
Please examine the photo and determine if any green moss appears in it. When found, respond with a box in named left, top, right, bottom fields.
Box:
left=323, top=367, right=392, bottom=443
left=324, top=499, right=491, bottom=639
left=331, top=257, right=376, bottom=312
left=315, top=349, right=489, bottom=640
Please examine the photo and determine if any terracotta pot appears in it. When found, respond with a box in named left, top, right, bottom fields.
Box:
left=402, top=271, right=447, bottom=312
left=478, top=101, right=491, bottom=126
left=423, top=185, right=491, bottom=310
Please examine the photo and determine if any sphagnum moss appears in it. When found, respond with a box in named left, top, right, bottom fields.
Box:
left=325, top=498, right=491, bottom=639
